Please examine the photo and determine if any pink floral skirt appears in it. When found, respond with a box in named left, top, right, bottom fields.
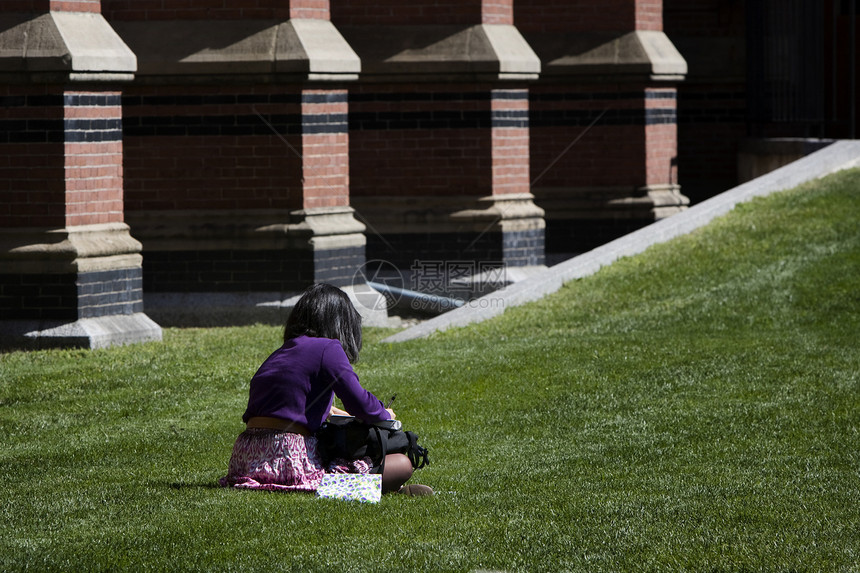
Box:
left=219, top=428, right=372, bottom=492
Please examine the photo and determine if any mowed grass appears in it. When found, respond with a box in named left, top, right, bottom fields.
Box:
left=1, top=168, right=858, bottom=572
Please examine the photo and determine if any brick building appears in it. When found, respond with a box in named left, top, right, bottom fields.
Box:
left=1, top=0, right=857, bottom=348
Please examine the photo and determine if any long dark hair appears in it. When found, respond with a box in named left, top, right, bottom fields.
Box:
left=284, top=283, right=363, bottom=363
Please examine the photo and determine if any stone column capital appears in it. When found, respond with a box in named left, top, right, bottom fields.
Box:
left=0, top=12, right=135, bottom=82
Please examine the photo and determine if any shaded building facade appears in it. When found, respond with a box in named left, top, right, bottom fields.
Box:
left=1, top=0, right=856, bottom=347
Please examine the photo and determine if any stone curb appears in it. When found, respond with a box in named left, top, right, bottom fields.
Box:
left=1, top=314, right=163, bottom=350
left=383, top=140, right=860, bottom=343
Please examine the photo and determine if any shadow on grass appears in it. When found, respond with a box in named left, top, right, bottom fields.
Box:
left=166, top=481, right=223, bottom=490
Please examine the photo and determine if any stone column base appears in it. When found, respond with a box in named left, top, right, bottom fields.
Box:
left=355, top=193, right=546, bottom=270
left=449, top=193, right=546, bottom=267
left=127, top=207, right=388, bottom=327
left=0, top=223, right=163, bottom=350
left=1, top=314, right=163, bottom=350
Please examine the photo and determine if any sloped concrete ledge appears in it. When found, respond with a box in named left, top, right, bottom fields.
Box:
left=384, top=140, right=860, bottom=342
left=2, top=314, right=163, bottom=351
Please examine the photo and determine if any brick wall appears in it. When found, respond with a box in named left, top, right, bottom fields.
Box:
left=122, top=86, right=350, bottom=212
left=664, top=0, right=746, bottom=36
left=122, top=85, right=357, bottom=294
left=675, top=85, right=747, bottom=202
left=0, top=88, right=122, bottom=229
left=122, top=86, right=306, bottom=213
left=349, top=84, right=498, bottom=199
left=1, top=1, right=45, bottom=10
left=530, top=83, right=683, bottom=254
left=664, top=0, right=748, bottom=201
left=102, top=0, right=296, bottom=20
left=530, top=85, right=679, bottom=189
left=1, top=263, right=144, bottom=322
left=0, top=86, right=65, bottom=229
left=515, top=0, right=638, bottom=33
left=0, top=272, right=77, bottom=321
left=3, top=0, right=100, bottom=12
left=350, top=84, right=540, bottom=267
left=331, top=0, right=484, bottom=26
left=0, top=86, right=143, bottom=323
left=97, top=0, right=511, bottom=25
left=515, top=0, right=662, bottom=32
left=530, top=85, right=667, bottom=188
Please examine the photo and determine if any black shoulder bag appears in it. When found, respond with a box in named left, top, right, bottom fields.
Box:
left=315, top=416, right=429, bottom=474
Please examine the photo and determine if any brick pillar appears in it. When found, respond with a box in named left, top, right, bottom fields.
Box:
left=298, top=89, right=365, bottom=286
left=490, top=89, right=544, bottom=265
left=334, top=0, right=543, bottom=304
left=448, top=88, right=545, bottom=269
left=301, top=90, right=349, bottom=210
left=104, top=0, right=379, bottom=325
left=517, top=0, right=689, bottom=257
left=0, top=4, right=162, bottom=349
left=290, top=0, right=330, bottom=20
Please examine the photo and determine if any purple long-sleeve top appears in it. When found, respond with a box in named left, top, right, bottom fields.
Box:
left=242, top=335, right=390, bottom=432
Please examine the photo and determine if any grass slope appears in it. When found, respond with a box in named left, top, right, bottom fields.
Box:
left=1, top=168, right=858, bottom=572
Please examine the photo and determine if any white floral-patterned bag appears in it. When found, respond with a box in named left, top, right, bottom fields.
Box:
left=315, top=473, right=382, bottom=503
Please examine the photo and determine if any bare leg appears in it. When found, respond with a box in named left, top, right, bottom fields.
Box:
left=381, top=453, right=413, bottom=493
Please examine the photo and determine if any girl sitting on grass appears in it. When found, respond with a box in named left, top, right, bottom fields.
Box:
left=219, top=283, right=431, bottom=496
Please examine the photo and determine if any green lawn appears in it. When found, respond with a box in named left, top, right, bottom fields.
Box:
left=1, top=168, right=858, bottom=572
